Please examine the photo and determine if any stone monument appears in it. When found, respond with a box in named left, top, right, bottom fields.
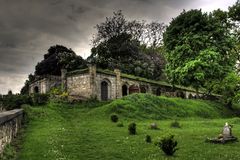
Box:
left=206, top=122, right=237, bottom=144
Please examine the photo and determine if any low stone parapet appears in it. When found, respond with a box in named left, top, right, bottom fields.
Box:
left=0, top=109, right=23, bottom=154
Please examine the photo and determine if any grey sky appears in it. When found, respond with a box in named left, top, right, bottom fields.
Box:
left=0, top=0, right=236, bottom=94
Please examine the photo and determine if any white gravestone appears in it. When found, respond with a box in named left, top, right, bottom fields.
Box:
left=222, top=122, right=231, bottom=138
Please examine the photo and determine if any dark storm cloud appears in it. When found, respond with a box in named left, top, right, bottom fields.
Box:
left=0, top=0, right=236, bottom=94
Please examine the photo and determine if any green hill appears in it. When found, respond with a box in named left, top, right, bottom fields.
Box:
left=90, top=93, right=239, bottom=120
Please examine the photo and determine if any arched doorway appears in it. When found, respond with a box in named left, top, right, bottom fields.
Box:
left=156, top=88, right=161, bottom=96
left=177, top=91, right=185, bottom=98
left=140, top=86, right=147, bottom=93
left=122, top=85, right=128, bottom=96
left=129, top=85, right=140, bottom=94
left=188, top=93, right=193, bottom=99
left=101, top=81, right=108, bottom=101
left=34, top=86, right=39, bottom=93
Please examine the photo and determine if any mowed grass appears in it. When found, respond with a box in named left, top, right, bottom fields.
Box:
left=17, top=94, right=240, bottom=160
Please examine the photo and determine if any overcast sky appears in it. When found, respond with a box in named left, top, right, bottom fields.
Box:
left=0, top=0, right=237, bottom=94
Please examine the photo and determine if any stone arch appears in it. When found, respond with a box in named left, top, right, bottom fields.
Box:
left=188, top=93, right=193, bottom=99
left=140, top=85, right=147, bottom=93
left=156, top=87, right=161, bottom=96
left=176, top=91, right=185, bottom=98
left=129, top=85, right=140, bottom=94
left=101, top=79, right=111, bottom=101
left=34, top=86, right=39, bottom=93
left=122, top=84, right=128, bottom=96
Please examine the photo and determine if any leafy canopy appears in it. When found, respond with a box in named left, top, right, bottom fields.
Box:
left=89, top=11, right=166, bottom=80
left=35, top=45, right=87, bottom=76
left=163, top=9, right=237, bottom=92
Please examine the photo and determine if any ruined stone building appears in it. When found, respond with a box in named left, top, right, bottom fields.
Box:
left=29, top=65, right=201, bottom=101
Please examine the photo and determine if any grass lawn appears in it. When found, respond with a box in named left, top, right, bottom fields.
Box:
left=15, top=94, right=240, bottom=160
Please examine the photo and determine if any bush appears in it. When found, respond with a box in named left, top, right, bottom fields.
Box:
left=145, top=135, right=152, bottom=143
left=128, top=122, right=136, bottom=135
left=1, top=95, right=33, bottom=110
left=110, top=114, right=119, bottom=123
left=32, top=93, right=49, bottom=105
left=116, top=122, right=124, bottom=127
left=170, top=120, right=181, bottom=128
left=156, top=135, right=178, bottom=156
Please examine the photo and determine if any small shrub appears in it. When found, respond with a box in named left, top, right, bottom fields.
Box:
left=170, top=120, right=181, bottom=128
left=110, top=114, right=119, bottom=123
left=116, top=122, right=124, bottom=127
left=1, top=94, right=33, bottom=110
left=150, top=122, right=159, bottom=130
left=145, top=135, right=152, bottom=143
left=32, top=93, right=49, bottom=105
left=128, top=122, right=136, bottom=135
left=156, top=135, right=178, bottom=156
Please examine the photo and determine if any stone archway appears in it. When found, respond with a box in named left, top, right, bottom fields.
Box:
left=101, top=81, right=108, bottom=101
left=140, top=86, right=147, bottom=93
left=188, top=93, right=193, bottom=99
left=129, top=85, right=139, bottom=94
left=34, top=86, right=39, bottom=93
left=122, top=85, right=128, bottom=96
left=177, top=91, right=185, bottom=98
left=156, top=88, right=161, bottom=96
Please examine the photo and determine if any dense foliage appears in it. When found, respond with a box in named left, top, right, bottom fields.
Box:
left=0, top=93, right=49, bottom=110
left=0, top=94, right=32, bottom=110
left=163, top=9, right=237, bottom=93
left=35, top=45, right=87, bottom=76
left=213, top=72, right=240, bottom=108
left=92, top=10, right=165, bottom=48
left=20, top=74, right=35, bottom=95
left=89, top=11, right=166, bottom=80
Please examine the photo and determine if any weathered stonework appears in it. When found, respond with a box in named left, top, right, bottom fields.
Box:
left=0, top=109, right=23, bottom=154
left=29, top=76, right=61, bottom=94
left=67, top=74, right=92, bottom=99
left=29, top=65, right=205, bottom=101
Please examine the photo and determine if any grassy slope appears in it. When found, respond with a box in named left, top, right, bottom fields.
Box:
left=90, top=93, right=238, bottom=120
left=17, top=94, right=240, bottom=160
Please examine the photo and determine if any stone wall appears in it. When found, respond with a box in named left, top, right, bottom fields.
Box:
left=29, top=76, right=61, bottom=94
left=29, top=65, right=206, bottom=100
left=67, top=74, right=92, bottom=99
left=0, top=109, right=23, bottom=154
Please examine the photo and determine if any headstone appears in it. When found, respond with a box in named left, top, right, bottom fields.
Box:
left=150, top=123, right=158, bottom=129
left=222, top=122, right=231, bottom=138
left=206, top=122, right=237, bottom=144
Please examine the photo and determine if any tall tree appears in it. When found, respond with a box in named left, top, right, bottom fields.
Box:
left=35, top=45, right=87, bottom=76
left=229, top=1, right=240, bottom=71
left=89, top=33, right=165, bottom=80
left=92, top=10, right=165, bottom=49
left=20, top=74, right=35, bottom=95
left=89, top=11, right=166, bottom=80
left=163, top=9, right=237, bottom=94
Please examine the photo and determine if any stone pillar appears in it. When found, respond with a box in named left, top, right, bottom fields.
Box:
left=114, top=69, right=121, bottom=99
left=88, top=64, right=97, bottom=98
left=61, top=69, right=67, bottom=92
